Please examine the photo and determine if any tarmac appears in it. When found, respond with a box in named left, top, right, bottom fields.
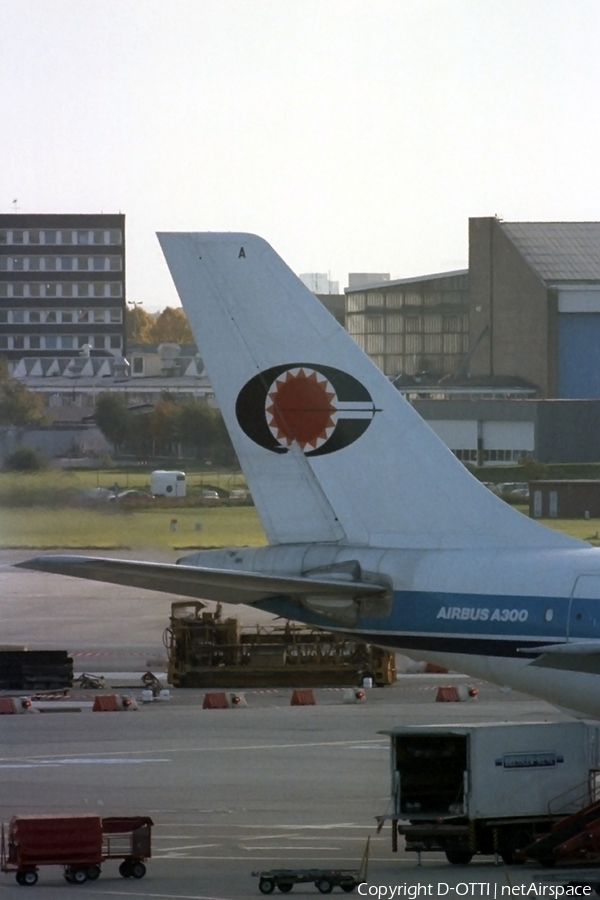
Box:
left=0, top=548, right=598, bottom=898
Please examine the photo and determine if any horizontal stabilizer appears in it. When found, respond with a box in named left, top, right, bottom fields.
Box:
left=521, top=640, right=600, bottom=674
left=16, top=556, right=386, bottom=606
left=520, top=641, right=600, bottom=655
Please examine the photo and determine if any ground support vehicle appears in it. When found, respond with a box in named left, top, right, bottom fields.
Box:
left=253, top=867, right=360, bottom=893
left=0, top=650, right=72, bottom=690
left=164, top=601, right=397, bottom=688
left=380, top=721, right=600, bottom=865
left=1, top=813, right=153, bottom=885
left=517, top=798, right=600, bottom=866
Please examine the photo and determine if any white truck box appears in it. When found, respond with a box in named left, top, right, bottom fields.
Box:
left=150, top=470, right=186, bottom=497
left=383, top=721, right=600, bottom=821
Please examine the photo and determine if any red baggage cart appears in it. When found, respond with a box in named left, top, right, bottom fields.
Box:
left=1, top=813, right=153, bottom=886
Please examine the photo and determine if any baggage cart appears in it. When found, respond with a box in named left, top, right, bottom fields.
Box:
left=252, top=867, right=359, bottom=893
left=1, top=813, right=153, bottom=886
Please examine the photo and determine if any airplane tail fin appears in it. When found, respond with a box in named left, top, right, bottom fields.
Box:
left=157, top=232, right=578, bottom=550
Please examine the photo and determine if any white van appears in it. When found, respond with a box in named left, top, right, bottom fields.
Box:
left=151, top=470, right=186, bottom=497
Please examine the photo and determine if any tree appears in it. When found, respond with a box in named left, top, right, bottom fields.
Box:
left=94, top=393, right=132, bottom=451
left=152, top=307, right=194, bottom=344
left=126, top=305, right=157, bottom=344
left=0, top=360, right=46, bottom=426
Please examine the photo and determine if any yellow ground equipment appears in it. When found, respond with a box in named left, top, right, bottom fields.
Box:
left=163, top=601, right=397, bottom=688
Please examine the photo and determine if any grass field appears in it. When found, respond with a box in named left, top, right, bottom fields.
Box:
left=0, top=471, right=599, bottom=550
left=0, top=505, right=266, bottom=550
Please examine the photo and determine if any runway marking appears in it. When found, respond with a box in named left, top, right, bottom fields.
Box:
left=158, top=844, right=220, bottom=852
left=241, top=844, right=341, bottom=850
left=0, top=757, right=170, bottom=769
left=154, top=823, right=368, bottom=830
left=77, top=892, right=233, bottom=900
left=0, top=738, right=384, bottom=765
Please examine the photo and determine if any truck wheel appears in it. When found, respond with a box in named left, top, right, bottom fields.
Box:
left=131, top=862, right=146, bottom=879
left=72, top=868, right=88, bottom=884
left=278, top=884, right=293, bottom=892
left=119, top=861, right=133, bottom=878
left=317, top=879, right=334, bottom=894
left=22, top=870, right=38, bottom=885
left=501, top=827, right=530, bottom=865
left=445, top=850, right=473, bottom=865
left=87, top=865, right=101, bottom=880
left=342, top=882, right=357, bottom=893
left=259, top=879, right=275, bottom=894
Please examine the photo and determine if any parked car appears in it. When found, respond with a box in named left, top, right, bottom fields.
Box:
left=227, top=489, right=250, bottom=504
left=110, top=489, right=153, bottom=503
left=200, top=489, right=221, bottom=506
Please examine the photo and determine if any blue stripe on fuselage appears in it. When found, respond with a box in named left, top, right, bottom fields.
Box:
left=254, top=589, right=589, bottom=659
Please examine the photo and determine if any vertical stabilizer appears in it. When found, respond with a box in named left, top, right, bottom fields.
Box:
left=158, top=232, right=578, bottom=551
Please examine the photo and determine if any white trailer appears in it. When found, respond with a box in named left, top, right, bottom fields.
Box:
left=150, top=470, right=186, bottom=498
left=382, top=721, right=600, bottom=865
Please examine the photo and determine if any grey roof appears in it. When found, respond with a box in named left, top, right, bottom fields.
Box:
left=345, top=269, right=468, bottom=293
left=501, top=222, right=600, bottom=282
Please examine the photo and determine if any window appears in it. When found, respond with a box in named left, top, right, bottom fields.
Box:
left=43, top=231, right=57, bottom=244
left=0, top=258, right=7, bottom=271
left=132, top=357, right=144, bottom=374
left=77, top=231, right=89, bottom=244
left=109, top=283, right=122, bottom=297
left=109, top=256, right=122, bottom=271
left=44, top=335, right=58, bottom=349
left=0, top=285, right=7, bottom=297
left=12, top=284, right=24, bottom=297
left=77, top=310, right=89, bottom=323
left=108, top=230, right=122, bottom=245
left=60, top=257, right=74, bottom=271
left=45, top=283, right=58, bottom=297
left=93, top=283, right=105, bottom=297
left=28, top=230, right=40, bottom=244
left=92, top=230, right=105, bottom=244
left=28, top=311, right=41, bottom=324
left=0, top=310, right=7, bottom=322
left=76, top=283, right=89, bottom=297
left=61, top=311, right=72, bottom=323
left=29, top=283, right=41, bottom=297
left=0, top=337, right=8, bottom=349
left=12, top=257, right=24, bottom=271
left=29, top=336, right=40, bottom=349
left=109, top=335, right=122, bottom=349
left=44, top=257, right=56, bottom=270
left=93, top=257, right=106, bottom=271
left=61, top=283, right=73, bottom=297
left=28, top=257, right=41, bottom=271
left=12, top=310, right=25, bottom=324
left=109, top=309, right=122, bottom=323
left=13, top=336, right=25, bottom=350
left=12, top=230, right=24, bottom=244
left=91, top=335, right=104, bottom=348
left=61, top=336, right=75, bottom=349
left=0, top=230, right=7, bottom=244
left=77, top=256, right=89, bottom=271
left=93, top=309, right=105, bottom=323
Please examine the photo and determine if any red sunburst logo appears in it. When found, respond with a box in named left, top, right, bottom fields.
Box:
left=265, top=367, right=338, bottom=450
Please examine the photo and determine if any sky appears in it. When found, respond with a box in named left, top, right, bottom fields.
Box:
left=2, top=0, right=600, bottom=308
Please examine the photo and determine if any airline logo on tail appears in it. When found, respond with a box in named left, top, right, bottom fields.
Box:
left=235, top=363, right=377, bottom=456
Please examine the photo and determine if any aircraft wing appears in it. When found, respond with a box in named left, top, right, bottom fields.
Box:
left=15, top=555, right=387, bottom=606
left=520, top=640, right=600, bottom=674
